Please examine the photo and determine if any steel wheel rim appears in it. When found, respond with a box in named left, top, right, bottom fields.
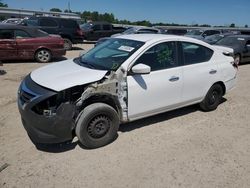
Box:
left=87, top=115, right=111, bottom=139
left=208, top=90, right=218, bottom=105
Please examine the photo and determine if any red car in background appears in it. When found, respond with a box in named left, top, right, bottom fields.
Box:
left=0, top=24, right=66, bottom=63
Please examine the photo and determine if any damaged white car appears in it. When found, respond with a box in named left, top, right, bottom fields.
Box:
left=18, top=34, right=237, bottom=148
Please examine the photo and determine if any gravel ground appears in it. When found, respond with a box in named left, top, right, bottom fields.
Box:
left=0, top=44, right=250, bottom=188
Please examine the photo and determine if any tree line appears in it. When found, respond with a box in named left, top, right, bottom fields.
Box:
left=0, top=1, right=248, bottom=28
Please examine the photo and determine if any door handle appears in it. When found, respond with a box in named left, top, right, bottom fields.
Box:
left=169, top=76, right=179, bottom=82
left=209, top=69, right=217, bottom=74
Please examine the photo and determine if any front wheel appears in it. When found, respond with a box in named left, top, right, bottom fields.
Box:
left=200, top=84, right=223, bottom=112
left=76, top=103, right=120, bottom=149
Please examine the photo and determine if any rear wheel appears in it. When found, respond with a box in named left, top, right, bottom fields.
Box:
left=35, top=49, right=51, bottom=63
left=200, top=84, right=223, bottom=112
left=76, top=103, right=119, bottom=149
left=63, top=38, right=73, bottom=50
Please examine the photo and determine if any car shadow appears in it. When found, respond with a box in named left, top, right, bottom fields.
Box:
left=35, top=140, right=78, bottom=153
left=120, top=97, right=227, bottom=132
left=35, top=98, right=227, bottom=152
left=70, top=46, right=84, bottom=51
left=239, top=61, right=250, bottom=66
left=119, top=104, right=198, bottom=132
left=83, top=41, right=96, bottom=44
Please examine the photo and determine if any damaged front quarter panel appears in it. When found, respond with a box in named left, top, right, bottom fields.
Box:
left=76, top=69, right=129, bottom=122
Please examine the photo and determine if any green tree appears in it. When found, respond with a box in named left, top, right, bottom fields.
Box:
left=0, top=0, right=8, bottom=7
left=50, top=8, right=62, bottom=12
left=230, top=23, right=235, bottom=28
left=64, top=9, right=72, bottom=13
left=245, top=24, right=248, bottom=28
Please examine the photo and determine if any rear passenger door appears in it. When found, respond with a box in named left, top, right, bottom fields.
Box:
left=0, top=29, right=17, bottom=60
left=179, top=41, right=218, bottom=103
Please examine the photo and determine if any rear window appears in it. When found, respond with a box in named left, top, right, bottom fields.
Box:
left=15, top=30, right=30, bottom=38
left=33, top=29, right=49, bottom=37
left=181, top=42, right=214, bottom=65
left=61, top=19, right=78, bottom=28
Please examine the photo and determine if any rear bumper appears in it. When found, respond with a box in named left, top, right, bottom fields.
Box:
left=225, top=76, right=237, bottom=92
left=17, top=75, right=75, bottom=144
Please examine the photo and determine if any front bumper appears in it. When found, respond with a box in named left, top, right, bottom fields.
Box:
left=18, top=75, right=76, bottom=144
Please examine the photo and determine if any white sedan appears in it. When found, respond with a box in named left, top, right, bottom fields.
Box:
left=18, top=34, right=237, bottom=148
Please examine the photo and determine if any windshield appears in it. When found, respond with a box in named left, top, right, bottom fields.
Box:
left=206, top=34, right=223, bottom=41
left=216, top=37, right=245, bottom=46
left=186, top=30, right=203, bottom=35
left=78, top=38, right=144, bottom=71
left=80, top=23, right=92, bottom=30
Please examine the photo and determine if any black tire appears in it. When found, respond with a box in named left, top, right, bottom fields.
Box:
left=200, top=84, right=223, bottom=112
left=63, top=38, right=73, bottom=50
left=76, top=103, right=119, bottom=149
left=234, top=54, right=241, bottom=66
left=35, top=49, right=51, bottom=63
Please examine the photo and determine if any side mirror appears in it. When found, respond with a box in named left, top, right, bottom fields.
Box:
left=131, top=64, right=151, bottom=74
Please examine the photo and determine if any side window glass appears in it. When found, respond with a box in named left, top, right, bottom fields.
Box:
left=25, top=18, right=38, bottom=26
left=181, top=42, right=213, bottom=65
left=103, top=24, right=111, bottom=30
left=40, top=18, right=58, bottom=27
left=93, top=25, right=101, bottom=31
left=0, top=30, right=14, bottom=39
left=61, top=20, right=77, bottom=28
left=134, top=42, right=177, bottom=71
left=137, top=29, right=158, bottom=34
left=15, top=30, right=30, bottom=39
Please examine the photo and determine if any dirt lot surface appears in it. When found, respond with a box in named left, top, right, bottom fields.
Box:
left=0, top=44, right=250, bottom=188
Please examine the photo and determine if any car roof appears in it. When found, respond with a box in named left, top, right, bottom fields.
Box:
left=0, top=23, right=48, bottom=37
left=0, top=23, right=30, bottom=30
left=115, top=33, right=203, bottom=43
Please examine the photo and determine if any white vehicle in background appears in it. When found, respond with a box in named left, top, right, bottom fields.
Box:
left=2, top=18, right=23, bottom=24
left=18, top=34, right=237, bottom=149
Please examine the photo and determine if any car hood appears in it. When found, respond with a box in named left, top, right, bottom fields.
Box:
left=31, top=59, right=108, bottom=92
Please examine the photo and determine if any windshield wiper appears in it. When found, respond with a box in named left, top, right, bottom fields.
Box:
left=74, top=58, right=95, bottom=69
left=80, top=61, right=95, bottom=69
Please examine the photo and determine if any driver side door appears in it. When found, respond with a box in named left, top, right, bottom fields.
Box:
left=127, top=41, right=183, bottom=121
